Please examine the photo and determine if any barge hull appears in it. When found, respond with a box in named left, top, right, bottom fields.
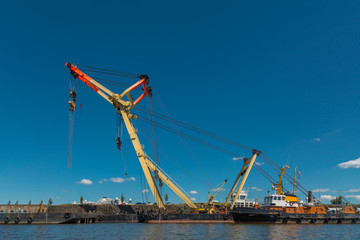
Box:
left=232, top=207, right=360, bottom=224
left=145, top=213, right=233, bottom=223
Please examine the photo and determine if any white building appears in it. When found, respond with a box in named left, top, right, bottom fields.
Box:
left=96, top=197, right=115, bottom=205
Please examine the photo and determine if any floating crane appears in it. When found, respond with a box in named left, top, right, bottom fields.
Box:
left=225, top=149, right=261, bottom=210
left=208, top=179, right=227, bottom=205
left=66, top=63, right=197, bottom=210
left=192, top=179, right=228, bottom=214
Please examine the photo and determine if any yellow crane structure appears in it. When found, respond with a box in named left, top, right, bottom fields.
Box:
left=208, top=179, right=227, bottom=205
left=225, top=149, right=261, bottom=210
left=66, top=63, right=198, bottom=210
left=272, top=165, right=289, bottom=195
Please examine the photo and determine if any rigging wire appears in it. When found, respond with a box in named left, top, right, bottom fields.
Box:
left=137, top=114, right=244, bottom=158
left=68, top=72, right=77, bottom=169
left=77, top=64, right=139, bottom=79
left=93, top=77, right=131, bottom=88
left=137, top=111, right=292, bottom=196
left=80, top=69, right=139, bottom=79
left=137, top=106, right=252, bottom=152
left=137, top=109, right=312, bottom=199
left=140, top=166, right=144, bottom=204
left=68, top=112, right=74, bottom=168
left=146, top=99, right=160, bottom=166
left=116, top=113, right=128, bottom=176
left=145, top=97, right=163, bottom=196
left=138, top=111, right=286, bottom=198
left=138, top=99, right=310, bottom=199
left=139, top=99, right=310, bottom=200
left=150, top=99, right=160, bottom=166
left=138, top=90, right=312, bottom=197
left=261, top=153, right=314, bottom=200
left=151, top=88, right=213, bottom=188
left=147, top=156, right=194, bottom=201
left=253, top=165, right=277, bottom=185
left=137, top=114, right=224, bottom=188
left=138, top=131, right=210, bottom=187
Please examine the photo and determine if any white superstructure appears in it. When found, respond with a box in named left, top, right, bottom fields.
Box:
left=261, top=194, right=300, bottom=208
left=231, top=191, right=256, bottom=208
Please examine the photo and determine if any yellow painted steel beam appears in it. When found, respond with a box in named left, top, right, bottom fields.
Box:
left=209, top=179, right=227, bottom=204
left=225, top=158, right=248, bottom=205
left=120, top=108, right=166, bottom=209
left=229, top=149, right=261, bottom=210
left=145, top=159, right=198, bottom=209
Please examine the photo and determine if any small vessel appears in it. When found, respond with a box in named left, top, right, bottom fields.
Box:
left=232, top=166, right=360, bottom=224
left=231, top=190, right=257, bottom=209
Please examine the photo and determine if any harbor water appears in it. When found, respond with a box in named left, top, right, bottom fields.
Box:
left=1, top=223, right=360, bottom=240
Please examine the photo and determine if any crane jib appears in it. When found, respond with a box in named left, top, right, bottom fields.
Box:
left=66, top=62, right=151, bottom=106
left=66, top=63, right=99, bottom=92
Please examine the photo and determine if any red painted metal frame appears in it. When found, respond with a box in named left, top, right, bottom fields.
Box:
left=66, top=63, right=99, bottom=92
left=131, top=79, right=149, bottom=105
left=66, top=63, right=149, bottom=105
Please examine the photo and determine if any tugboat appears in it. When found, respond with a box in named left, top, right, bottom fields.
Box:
left=232, top=165, right=360, bottom=224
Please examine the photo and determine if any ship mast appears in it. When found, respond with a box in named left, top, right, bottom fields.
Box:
left=273, top=165, right=289, bottom=195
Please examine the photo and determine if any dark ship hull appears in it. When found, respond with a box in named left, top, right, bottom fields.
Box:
left=144, top=213, right=233, bottom=223
left=0, top=204, right=146, bottom=225
left=0, top=204, right=234, bottom=224
left=0, top=212, right=141, bottom=225
left=0, top=212, right=79, bottom=224
left=232, top=207, right=360, bottom=224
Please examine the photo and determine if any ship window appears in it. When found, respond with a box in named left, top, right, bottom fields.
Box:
left=240, top=196, right=245, bottom=200
left=282, top=197, right=285, bottom=200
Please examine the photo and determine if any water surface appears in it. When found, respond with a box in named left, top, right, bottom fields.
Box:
left=1, top=223, right=359, bottom=240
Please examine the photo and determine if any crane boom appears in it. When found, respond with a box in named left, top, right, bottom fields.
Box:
left=66, top=63, right=198, bottom=210
left=225, top=149, right=261, bottom=210
left=208, top=179, right=227, bottom=204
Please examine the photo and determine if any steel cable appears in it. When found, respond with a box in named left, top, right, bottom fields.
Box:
left=77, top=64, right=139, bottom=78
left=137, top=106, right=252, bottom=152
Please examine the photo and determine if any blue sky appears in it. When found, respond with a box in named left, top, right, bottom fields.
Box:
left=1, top=0, right=360, bottom=205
